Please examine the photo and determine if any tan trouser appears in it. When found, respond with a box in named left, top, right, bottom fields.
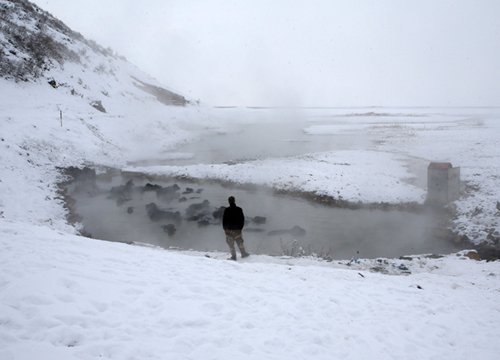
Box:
left=225, top=229, right=247, bottom=258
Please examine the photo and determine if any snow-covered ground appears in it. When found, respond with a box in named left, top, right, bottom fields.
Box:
left=2, top=75, right=500, bottom=358
left=0, top=64, right=500, bottom=360
left=2, top=220, right=500, bottom=360
left=2, top=4, right=500, bottom=356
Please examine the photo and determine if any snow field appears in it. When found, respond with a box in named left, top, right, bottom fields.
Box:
left=2, top=13, right=500, bottom=358
left=127, top=149, right=426, bottom=204
left=1, top=220, right=500, bottom=360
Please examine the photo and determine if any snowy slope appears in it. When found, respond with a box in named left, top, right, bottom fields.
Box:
left=0, top=0, right=200, bottom=229
left=1, top=1, right=500, bottom=359
left=0, top=77, right=200, bottom=228
left=2, top=220, right=500, bottom=360
left=0, top=0, right=187, bottom=109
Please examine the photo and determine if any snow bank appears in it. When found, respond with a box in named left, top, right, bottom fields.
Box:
left=127, top=150, right=425, bottom=204
left=1, top=220, right=500, bottom=360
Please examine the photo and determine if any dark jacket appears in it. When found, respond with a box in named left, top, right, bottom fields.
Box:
left=222, top=204, right=245, bottom=230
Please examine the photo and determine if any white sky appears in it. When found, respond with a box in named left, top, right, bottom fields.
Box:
left=31, top=0, right=500, bottom=107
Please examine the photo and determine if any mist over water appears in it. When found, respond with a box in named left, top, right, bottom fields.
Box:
left=68, top=173, right=461, bottom=260
left=127, top=108, right=388, bottom=167
left=174, top=120, right=371, bottom=165
left=66, top=108, right=483, bottom=259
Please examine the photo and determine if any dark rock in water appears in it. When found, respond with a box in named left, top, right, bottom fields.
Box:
left=289, top=225, right=306, bottom=237
left=252, top=216, right=267, bottom=224
left=197, top=218, right=211, bottom=227
left=145, top=202, right=181, bottom=222
left=109, top=179, right=134, bottom=205
left=268, top=225, right=306, bottom=237
left=267, top=229, right=283, bottom=236
left=183, top=187, right=194, bottom=194
left=127, top=206, right=134, bottom=214
left=156, top=184, right=180, bottom=202
left=116, top=197, right=129, bottom=206
left=109, top=179, right=134, bottom=194
left=196, top=189, right=203, bottom=194
left=212, top=206, right=225, bottom=220
left=179, top=197, right=188, bottom=203
left=143, top=183, right=162, bottom=192
left=186, top=200, right=211, bottom=221
left=161, top=224, right=177, bottom=236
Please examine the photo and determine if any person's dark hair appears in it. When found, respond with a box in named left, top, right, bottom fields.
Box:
left=228, top=196, right=235, bottom=205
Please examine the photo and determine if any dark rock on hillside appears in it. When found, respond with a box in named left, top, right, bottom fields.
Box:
left=90, top=100, right=106, bottom=113
left=487, top=229, right=500, bottom=244
left=475, top=245, right=500, bottom=261
left=132, top=76, right=188, bottom=106
left=0, top=0, right=189, bottom=106
left=0, top=0, right=91, bottom=80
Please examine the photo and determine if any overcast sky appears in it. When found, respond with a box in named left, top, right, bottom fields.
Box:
left=31, top=0, right=500, bottom=107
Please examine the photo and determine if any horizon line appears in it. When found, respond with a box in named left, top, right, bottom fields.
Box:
left=212, top=105, right=500, bottom=109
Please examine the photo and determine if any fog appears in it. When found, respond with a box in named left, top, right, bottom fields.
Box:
left=66, top=171, right=462, bottom=260
left=129, top=115, right=372, bottom=166
left=32, top=0, right=500, bottom=106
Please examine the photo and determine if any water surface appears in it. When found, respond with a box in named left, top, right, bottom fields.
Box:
left=68, top=173, right=460, bottom=259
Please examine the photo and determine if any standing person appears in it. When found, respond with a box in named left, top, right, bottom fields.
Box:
left=222, top=196, right=249, bottom=260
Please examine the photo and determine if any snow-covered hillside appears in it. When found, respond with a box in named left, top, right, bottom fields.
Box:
left=0, top=0, right=188, bottom=109
left=0, top=0, right=201, bottom=229
left=1, top=1, right=500, bottom=359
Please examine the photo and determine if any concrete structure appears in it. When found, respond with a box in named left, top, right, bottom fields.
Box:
left=426, top=162, right=460, bottom=205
